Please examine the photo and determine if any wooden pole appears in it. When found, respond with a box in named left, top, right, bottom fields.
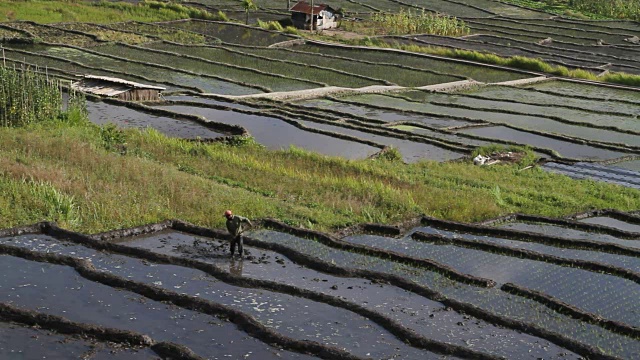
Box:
left=310, top=0, right=314, bottom=31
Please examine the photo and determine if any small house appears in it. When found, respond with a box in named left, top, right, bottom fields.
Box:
left=290, top=1, right=338, bottom=30
left=71, top=75, right=165, bottom=101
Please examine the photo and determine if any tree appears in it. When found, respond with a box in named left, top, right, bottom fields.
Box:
left=241, top=0, right=258, bottom=25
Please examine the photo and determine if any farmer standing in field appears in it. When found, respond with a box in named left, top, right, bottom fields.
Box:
left=224, top=210, right=252, bottom=257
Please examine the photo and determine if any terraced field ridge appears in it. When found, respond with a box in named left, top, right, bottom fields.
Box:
left=2, top=211, right=640, bottom=359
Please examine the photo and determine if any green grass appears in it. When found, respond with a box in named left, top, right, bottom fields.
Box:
left=2, top=112, right=639, bottom=233
left=0, top=0, right=227, bottom=23
left=342, top=9, right=470, bottom=36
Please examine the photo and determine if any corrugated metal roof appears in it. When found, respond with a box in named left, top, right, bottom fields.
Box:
left=290, top=1, right=331, bottom=14
left=70, top=75, right=165, bottom=97
left=81, top=75, right=165, bottom=90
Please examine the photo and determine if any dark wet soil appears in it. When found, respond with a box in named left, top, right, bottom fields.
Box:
left=0, top=250, right=315, bottom=360
left=0, top=322, right=158, bottom=359
left=0, top=235, right=441, bottom=360
left=247, top=229, right=640, bottom=358
left=112, top=229, right=578, bottom=359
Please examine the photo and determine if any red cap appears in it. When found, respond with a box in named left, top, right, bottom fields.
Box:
left=224, top=210, right=233, bottom=218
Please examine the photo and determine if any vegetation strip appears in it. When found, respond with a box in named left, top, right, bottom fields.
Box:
left=0, top=232, right=363, bottom=360
left=411, top=231, right=640, bottom=286
left=422, top=216, right=640, bottom=257
left=262, top=218, right=495, bottom=287
left=32, top=222, right=500, bottom=360
left=501, top=282, right=640, bottom=339
left=0, top=303, right=209, bottom=360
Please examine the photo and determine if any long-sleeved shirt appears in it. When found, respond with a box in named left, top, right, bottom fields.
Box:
left=226, top=215, right=252, bottom=237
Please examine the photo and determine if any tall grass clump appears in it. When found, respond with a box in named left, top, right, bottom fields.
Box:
left=344, top=9, right=469, bottom=36
left=0, top=65, right=62, bottom=127
left=0, top=64, right=88, bottom=127
left=566, top=0, right=639, bottom=20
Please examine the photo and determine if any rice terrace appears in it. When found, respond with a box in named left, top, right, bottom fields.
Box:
left=3, top=0, right=640, bottom=359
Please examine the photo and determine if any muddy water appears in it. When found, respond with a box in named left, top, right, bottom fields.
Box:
left=86, top=100, right=224, bottom=139
left=297, top=99, right=472, bottom=128
left=0, top=322, right=158, bottom=359
left=157, top=105, right=379, bottom=159
left=137, top=230, right=586, bottom=358
left=340, top=94, right=640, bottom=146
left=579, top=217, right=640, bottom=233
left=413, top=226, right=640, bottom=273
left=0, top=249, right=316, bottom=360
left=297, top=120, right=464, bottom=163
left=247, top=229, right=640, bottom=358
left=0, top=235, right=438, bottom=360
left=500, top=222, right=640, bottom=249
left=458, top=126, right=626, bottom=160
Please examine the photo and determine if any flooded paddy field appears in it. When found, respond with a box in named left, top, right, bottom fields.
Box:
left=0, top=322, right=158, bottom=360
left=458, top=125, right=627, bottom=160
left=334, top=92, right=640, bottom=148
left=86, top=100, right=226, bottom=139
left=6, top=43, right=262, bottom=95
left=160, top=20, right=294, bottom=46
left=90, top=43, right=318, bottom=92
left=245, top=228, right=639, bottom=358
left=289, top=43, right=528, bottom=83
left=3, top=209, right=640, bottom=358
left=155, top=104, right=381, bottom=159
left=542, top=162, right=640, bottom=190
left=296, top=120, right=465, bottom=163
left=142, top=42, right=385, bottom=88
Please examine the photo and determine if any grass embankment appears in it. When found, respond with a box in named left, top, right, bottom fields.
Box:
left=0, top=0, right=227, bottom=23
left=2, top=116, right=639, bottom=233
